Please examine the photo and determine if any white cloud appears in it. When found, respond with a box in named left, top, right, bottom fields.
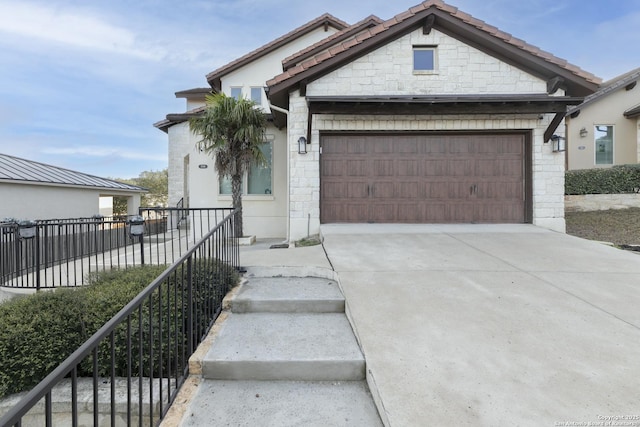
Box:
left=42, top=146, right=166, bottom=162
left=0, top=0, right=164, bottom=60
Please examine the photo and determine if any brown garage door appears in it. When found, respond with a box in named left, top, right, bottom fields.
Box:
left=320, top=133, right=528, bottom=224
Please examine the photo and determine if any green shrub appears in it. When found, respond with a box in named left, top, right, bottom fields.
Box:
left=565, top=164, right=640, bottom=195
left=0, top=260, right=239, bottom=398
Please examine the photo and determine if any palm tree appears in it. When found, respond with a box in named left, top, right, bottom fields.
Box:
left=189, top=93, right=267, bottom=237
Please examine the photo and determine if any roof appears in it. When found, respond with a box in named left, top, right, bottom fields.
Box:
left=625, top=103, right=640, bottom=118
left=267, top=0, right=601, bottom=106
left=175, top=88, right=212, bottom=98
left=282, top=15, right=383, bottom=71
left=567, top=67, right=640, bottom=116
left=205, top=13, right=349, bottom=91
left=0, top=153, right=147, bottom=192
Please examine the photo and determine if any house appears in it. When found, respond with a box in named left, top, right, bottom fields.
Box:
left=0, top=153, right=146, bottom=220
left=566, top=67, right=640, bottom=170
left=155, top=0, right=600, bottom=241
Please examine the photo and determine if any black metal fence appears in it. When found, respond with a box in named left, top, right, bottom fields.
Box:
left=0, top=208, right=235, bottom=289
left=0, top=208, right=240, bottom=427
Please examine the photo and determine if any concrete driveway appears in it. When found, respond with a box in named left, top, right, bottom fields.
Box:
left=321, top=224, right=640, bottom=427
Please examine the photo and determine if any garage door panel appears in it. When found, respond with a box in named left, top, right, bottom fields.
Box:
left=321, top=133, right=526, bottom=224
left=373, top=160, right=394, bottom=176
left=370, top=204, right=396, bottom=222
left=347, top=160, right=367, bottom=176
left=397, top=160, right=419, bottom=176
left=322, top=159, right=346, bottom=177
left=448, top=160, right=473, bottom=176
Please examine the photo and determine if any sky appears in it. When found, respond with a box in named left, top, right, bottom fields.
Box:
left=0, top=0, right=638, bottom=179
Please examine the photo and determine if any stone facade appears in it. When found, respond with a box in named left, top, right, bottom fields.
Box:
left=287, top=27, right=567, bottom=240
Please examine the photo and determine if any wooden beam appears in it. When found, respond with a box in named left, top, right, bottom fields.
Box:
left=625, top=81, right=637, bottom=91
left=547, top=76, right=565, bottom=94
left=423, top=15, right=436, bottom=35
left=544, top=112, right=564, bottom=142
left=299, top=80, right=308, bottom=97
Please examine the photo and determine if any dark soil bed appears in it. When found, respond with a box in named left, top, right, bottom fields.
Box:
left=565, top=208, right=640, bottom=246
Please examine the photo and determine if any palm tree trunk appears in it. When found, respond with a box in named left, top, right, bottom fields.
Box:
left=231, top=173, right=243, bottom=237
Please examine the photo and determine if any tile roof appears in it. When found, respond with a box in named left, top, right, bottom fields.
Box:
left=624, top=103, right=640, bottom=118
left=266, top=0, right=601, bottom=90
left=205, top=13, right=349, bottom=90
left=568, top=67, right=640, bottom=115
left=0, top=153, right=146, bottom=192
left=282, top=15, right=383, bottom=71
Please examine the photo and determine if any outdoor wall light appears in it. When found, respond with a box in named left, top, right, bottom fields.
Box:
left=298, top=136, right=308, bottom=154
left=550, top=135, right=566, bottom=152
left=17, top=220, right=37, bottom=239
left=579, top=127, right=588, bottom=138
left=127, top=215, right=146, bottom=237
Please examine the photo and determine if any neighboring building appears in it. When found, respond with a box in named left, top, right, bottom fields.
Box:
left=156, top=0, right=600, bottom=240
left=566, top=67, right=640, bottom=170
left=0, top=153, right=146, bottom=220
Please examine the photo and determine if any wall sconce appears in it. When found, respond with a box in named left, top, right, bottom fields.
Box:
left=127, top=215, right=146, bottom=237
left=579, top=127, right=588, bottom=138
left=550, top=135, right=566, bottom=152
left=298, top=136, right=308, bottom=154
left=18, top=220, right=37, bottom=239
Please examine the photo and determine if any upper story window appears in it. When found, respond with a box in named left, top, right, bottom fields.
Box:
left=595, top=125, right=614, bottom=165
left=230, top=87, right=242, bottom=100
left=250, top=87, right=263, bottom=105
left=413, top=46, right=437, bottom=73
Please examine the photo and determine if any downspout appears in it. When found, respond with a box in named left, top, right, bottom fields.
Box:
left=269, top=103, right=291, bottom=243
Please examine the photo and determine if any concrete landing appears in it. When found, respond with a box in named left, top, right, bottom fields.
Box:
left=180, top=380, right=382, bottom=427
left=231, top=276, right=345, bottom=313
left=201, top=312, right=365, bottom=381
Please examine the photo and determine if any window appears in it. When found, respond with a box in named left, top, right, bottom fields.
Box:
left=218, top=138, right=273, bottom=195
left=248, top=140, right=272, bottom=194
left=595, top=125, right=614, bottom=165
left=413, top=47, right=436, bottom=72
left=230, top=87, right=242, bottom=100
left=250, top=87, right=263, bottom=105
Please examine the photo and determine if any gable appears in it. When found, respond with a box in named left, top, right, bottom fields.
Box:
left=267, top=1, right=600, bottom=110
left=307, top=27, right=548, bottom=97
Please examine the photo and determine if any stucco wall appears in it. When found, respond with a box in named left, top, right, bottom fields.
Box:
left=0, top=183, right=141, bottom=220
left=566, top=84, right=640, bottom=170
left=184, top=124, right=288, bottom=238
left=288, top=27, right=566, bottom=240
left=221, top=26, right=341, bottom=110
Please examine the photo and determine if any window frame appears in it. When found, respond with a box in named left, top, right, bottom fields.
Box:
left=413, top=45, right=438, bottom=74
left=230, top=87, right=242, bottom=100
left=250, top=87, right=263, bottom=105
left=594, top=124, right=614, bottom=165
left=218, top=136, right=274, bottom=198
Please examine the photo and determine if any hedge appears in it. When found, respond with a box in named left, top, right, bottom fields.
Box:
left=0, top=260, right=239, bottom=398
left=565, top=164, right=640, bottom=195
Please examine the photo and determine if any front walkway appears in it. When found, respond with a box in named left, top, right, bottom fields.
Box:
left=321, top=224, right=640, bottom=426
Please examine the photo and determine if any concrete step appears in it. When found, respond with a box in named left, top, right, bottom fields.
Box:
left=202, top=313, right=365, bottom=381
left=232, top=276, right=345, bottom=313
left=179, top=380, right=383, bottom=427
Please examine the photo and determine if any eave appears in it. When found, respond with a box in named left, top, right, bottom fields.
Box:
left=306, top=94, right=583, bottom=115
left=267, top=6, right=599, bottom=110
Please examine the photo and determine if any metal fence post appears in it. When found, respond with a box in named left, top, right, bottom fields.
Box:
left=187, top=256, right=194, bottom=356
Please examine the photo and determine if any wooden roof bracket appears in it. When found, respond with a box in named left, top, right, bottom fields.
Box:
left=544, top=112, right=565, bottom=142
left=546, top=76, right=565, bottom=94
left=423, top=15, right=436, bottom=35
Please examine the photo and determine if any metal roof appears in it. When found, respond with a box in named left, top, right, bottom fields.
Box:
left=0, top=153, right=147, bottom=192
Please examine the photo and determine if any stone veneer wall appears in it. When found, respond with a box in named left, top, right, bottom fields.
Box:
left=565, top=194, right=640, bottom=212
left=286, top=27, right=567, bottom=240
left=287, top=91, right=566, bottom=240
